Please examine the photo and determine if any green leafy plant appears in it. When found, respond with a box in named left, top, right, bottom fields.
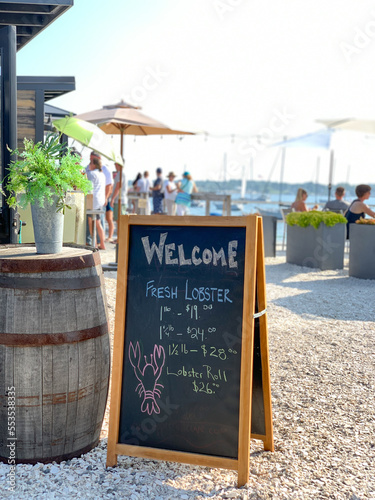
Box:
left=3, top=134, right=91, bottom=213
left=285, top=210, right=347, bottom=229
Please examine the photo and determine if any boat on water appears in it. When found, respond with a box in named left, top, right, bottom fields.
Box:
left=246, top=194, right=271, bottom=202
left=214, top=202, right=242, bottom=212
left=255, top=206, right=283, bottom=220
left=191, top=200, right=204, bottom=208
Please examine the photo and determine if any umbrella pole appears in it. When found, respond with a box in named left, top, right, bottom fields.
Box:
left=278, top=137, right=287, bottom=203
left=117, top=131, right=124, bottom=216
left=115, top=131, right=125, bottom=265
left=105, top=131, right=124, bottom=270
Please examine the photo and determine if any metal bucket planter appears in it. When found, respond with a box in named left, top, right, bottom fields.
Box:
left=31, top=197, right=64, bottom=254
left=262, top=215, right=277, bottom=258
left=349, top=224, right=375, bottom=279
left=286, top=223, right=346, bottom=270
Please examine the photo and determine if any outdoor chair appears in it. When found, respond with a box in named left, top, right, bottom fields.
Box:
left=323, top=208, right=345, bottom=214
left=280, top=207, right=294, bottom=251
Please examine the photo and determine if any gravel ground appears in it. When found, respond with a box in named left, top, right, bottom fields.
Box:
left=1, top=245, right=374, bottom=499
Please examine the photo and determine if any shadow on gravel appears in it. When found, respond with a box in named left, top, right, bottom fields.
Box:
left=264, top=262, right=347, bottom=285
left=265, top=262, right=375, bottom=322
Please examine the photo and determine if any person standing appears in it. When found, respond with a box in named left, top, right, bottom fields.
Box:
left=137, top=171, right=151, bottom=215
left=86, top=157, right=106, bottom=250
left=110, top=162, right=128, bottom=240
left=175, top=171, right=198, bottom=216
left=129, top=172, right=142, bottom=213
left=151, top=167, right=164, bottom=214
left=85, top=151, right=113, bottom=243
left=163, top=172, right=178, bottom=215
left=323, top=186, right=350, bottom=212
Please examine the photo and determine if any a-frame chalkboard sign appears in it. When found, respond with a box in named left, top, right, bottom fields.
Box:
left=107, top=215, right=273, bottom=487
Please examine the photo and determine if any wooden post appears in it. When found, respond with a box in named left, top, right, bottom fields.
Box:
left=256, top=217, right=274, bottom=452
left=237, top=215, right=258, bottom=486
left=106, top=215, right=129, bottom=467
left=205, top=200, right=210, bottom=216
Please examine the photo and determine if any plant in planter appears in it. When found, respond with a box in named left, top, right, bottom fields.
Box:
left=285, top=211, right=347, bottom=270
left=355, top=217, right=375, bottom=225
left=3, top=134, right=91, bottom=254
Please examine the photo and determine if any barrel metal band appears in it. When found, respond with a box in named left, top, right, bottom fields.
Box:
left=0, top=323, right=108, bottom=346
left=253, top=308, right=267, bottom=319
left=0, top=245, right=101, bottom=273
left=0, top=275, right=101, bottom=290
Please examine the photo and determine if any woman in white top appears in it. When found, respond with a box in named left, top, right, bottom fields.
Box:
left=110, top=163, right=128, bottom=242
left=86, top=158, right=106, bottom=249
left=163, top=171, right=178, bottom=215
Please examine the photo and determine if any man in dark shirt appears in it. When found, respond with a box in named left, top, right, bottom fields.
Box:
left=151, top=167, right=164, bottom=214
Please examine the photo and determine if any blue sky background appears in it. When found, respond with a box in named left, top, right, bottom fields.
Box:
left=16, top=0, right=375, bottom=187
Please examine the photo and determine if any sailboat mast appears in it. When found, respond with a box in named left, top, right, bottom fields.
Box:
left=278, top=137, right=286, bottom=203
left=315, top=157, right=320, bottom=203
left=240, top=164, right=247, bottom=199
left=328, top=150, right=334, bottom=201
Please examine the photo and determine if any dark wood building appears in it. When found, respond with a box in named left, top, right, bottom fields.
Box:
left=0, top=1, right=73, bottom=243
left=17, top=76, right=75, bottom=149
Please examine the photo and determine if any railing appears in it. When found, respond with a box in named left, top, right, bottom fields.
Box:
left=127, top=191, right=375, bottom=217
left=191, top=193, right=231, bottom=216
left=127, top=192, right=232, bottom=216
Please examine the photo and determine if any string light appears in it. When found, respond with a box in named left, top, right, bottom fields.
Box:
left=113, top=130, right=287, bottom=145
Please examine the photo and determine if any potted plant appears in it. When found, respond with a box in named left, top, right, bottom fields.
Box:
left=285, top=211, right=347, bottom=270
left=349, top=218, right=375, bottom=279
left=3, top=134, right=91, bottom=254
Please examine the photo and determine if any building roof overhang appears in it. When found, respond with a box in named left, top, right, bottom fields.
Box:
left=0, top=0, right=73, bottom=50
left=17, top=75, right=75, bottom=101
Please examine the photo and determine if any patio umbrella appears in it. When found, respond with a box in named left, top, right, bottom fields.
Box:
left=317, top=118, right=375, bottom=135
left=53, top=116, right=123, bottom=165
left=75, top=100, right=194, bottom=162
left=75, top=100, right=194, bottom=215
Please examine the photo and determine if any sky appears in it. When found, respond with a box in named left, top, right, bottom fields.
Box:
left=16, top=0, right=375, bottom=186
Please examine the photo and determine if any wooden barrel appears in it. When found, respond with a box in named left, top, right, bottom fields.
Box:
left=0, top=245, right=110, bottom=463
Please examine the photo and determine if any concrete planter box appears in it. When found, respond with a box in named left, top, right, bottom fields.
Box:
left=286, top=223, right=346, bottom=270
left=262, top=215, right=277, bottom=258
left=349, top=224, right=375, bottom=279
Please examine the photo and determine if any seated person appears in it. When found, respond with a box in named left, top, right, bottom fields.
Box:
left=291, top=188, right=318, bottom=212
left=345, top=184, right=375, bottom=237
left=323, top=186, right=349, bottom=212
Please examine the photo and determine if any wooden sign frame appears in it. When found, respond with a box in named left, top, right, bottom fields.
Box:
left=106, top=215, right=273, bottom=487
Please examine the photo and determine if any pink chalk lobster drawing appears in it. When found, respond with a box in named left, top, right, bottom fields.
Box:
left=128, top=341, right=165, bottom=415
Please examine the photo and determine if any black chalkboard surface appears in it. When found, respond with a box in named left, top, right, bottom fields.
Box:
left=119, top=225, right=245, bottom=458
left=107, top=215, right=273, bottom=487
